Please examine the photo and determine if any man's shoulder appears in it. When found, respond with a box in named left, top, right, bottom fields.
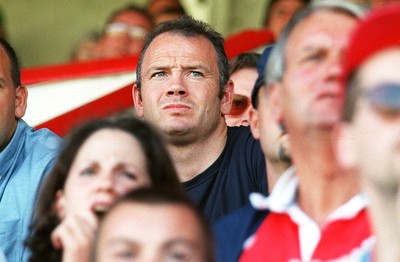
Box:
left=20, top=120, right=63, bottom=152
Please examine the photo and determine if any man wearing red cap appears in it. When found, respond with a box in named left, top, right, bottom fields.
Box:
left=339, top=3, right=400, bottom=261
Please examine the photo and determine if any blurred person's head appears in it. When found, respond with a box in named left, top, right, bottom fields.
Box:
left=339, top=4, right=400, bottom=261
left=97, top=5, right=153, bottom=59
left=0, top=38, right=27, bottom=152
left=147, top=0, right=186, bottom=25
left=153, top=6, right=186, bottom=25
left=147, top=0, right=184, bottom=17
left=264, top=0, right=310, bottom=39
left=250, top=45, right=291, bottom=190
left=269, top=0, right=365, bottom=137
left=92, top=187, right=214, bottom=262
left=27, top=116, right=182, bottom=260
left=225, top=52, right=260, bottom=127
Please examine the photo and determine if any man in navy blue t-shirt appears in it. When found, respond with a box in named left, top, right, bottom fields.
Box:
left=132, top=16, right=268, bottom=222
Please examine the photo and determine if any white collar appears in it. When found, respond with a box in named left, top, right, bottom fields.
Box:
left=249, top=166, right=368, bottom=222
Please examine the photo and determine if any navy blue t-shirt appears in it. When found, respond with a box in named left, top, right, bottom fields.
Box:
left=183, top=126, right=268, bottom=223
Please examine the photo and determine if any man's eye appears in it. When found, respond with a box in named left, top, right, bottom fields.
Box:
left=306, top=53, right=322, bottom=62
left=190, top=71, right=202, bottom=77
left=153, top=72, right=165, bottom=77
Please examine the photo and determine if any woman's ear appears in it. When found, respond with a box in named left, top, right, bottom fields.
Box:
left=54, top=190, right=66, bottom=220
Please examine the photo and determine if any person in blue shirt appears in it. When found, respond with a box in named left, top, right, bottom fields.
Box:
left=132, top=16, right=268, bottom=223
left=0, top=38, right=63, bottom=261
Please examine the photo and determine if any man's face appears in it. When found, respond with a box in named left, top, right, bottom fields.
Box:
left=347, top=48, right=400, bottom=226
left=0, top=47, right=25, bottom=152
left=280, top=10, right=357, bottom=133
left=251, top=87, right=290, bottom=163
left=134, top=33, right=232, bottom=144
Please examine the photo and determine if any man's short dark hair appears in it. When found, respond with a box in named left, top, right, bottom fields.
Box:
left=0, top=37, right=21, bottom=88
left=136, top=16, right=229, bottom=99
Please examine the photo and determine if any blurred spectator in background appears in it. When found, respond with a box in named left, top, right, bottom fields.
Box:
left=70, top=31, right=100, bottom=61
left=339, top=3, right=400, bottom=261
left=147, top=0, right=186, bottom=25
left=0, top=7, right=6, bottom=39
left=72, top=4, right=153, bottom=61
left=264, top=0, right=310, bottom=39
left=96, top=4, right=153, bottom=60
left=225, top=52, right=260, bottom=127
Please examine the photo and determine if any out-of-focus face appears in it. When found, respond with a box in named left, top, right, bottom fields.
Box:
left=266, top=0, right=305, bottom=38
left=0, top=47, right=26, bottom=152
left=95, top=202, right=207, bottom=262
left=57, top=129, right=151, bottom=218
left=346, top=48, right=400, bottom=229
left=97, top=10, right=153, bottom=59
left=225, top=68, right=257, bottom=127
left=134, top=33, right=232, bottom=144
left=252, top=87, right=290, bottom=164
left=280, top=10, right=357, bottom=133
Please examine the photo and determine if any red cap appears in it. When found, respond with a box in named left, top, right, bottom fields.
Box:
left=343, top=3, right=400, bottom=83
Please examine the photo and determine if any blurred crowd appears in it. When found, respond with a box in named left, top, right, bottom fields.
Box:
left=1, top=0, right=400, bottom=262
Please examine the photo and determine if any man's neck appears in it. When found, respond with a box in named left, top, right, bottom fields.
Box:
left=168, top=122, right=228, bottom=182
left=291, top=128, right=361, bottom=226
left=266, top=159, right=291, bottom=192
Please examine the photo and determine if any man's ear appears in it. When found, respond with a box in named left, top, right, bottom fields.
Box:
left=333, top=122, right=357, bottom=170
left=55, top=190, right=66, bottom=220
left=132, top=82, right=144, bottom=118
left=15, top=85, right=27, bottom=119
left=221, top=80, right=234, bottom=115
left=249, top=107, right=260, bottom=140
left=268, top=82, right=284, bottom=124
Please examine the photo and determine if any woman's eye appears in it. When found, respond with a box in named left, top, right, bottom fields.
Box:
left=119, top=171, right=137, bottom=180
left=165, top=252, right=190, bottom=262
left=80, top=167, right=96, bottom=176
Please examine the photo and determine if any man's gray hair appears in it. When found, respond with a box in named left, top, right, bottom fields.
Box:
left=267, top=0, right=366, bottom=85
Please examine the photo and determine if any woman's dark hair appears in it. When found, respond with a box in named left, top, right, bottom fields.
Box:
left=91, top=187, right=214, bottom=262
left=26, top=116, right=183, bottom=262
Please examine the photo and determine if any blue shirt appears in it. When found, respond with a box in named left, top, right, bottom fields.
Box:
left=0, top=119, right=63, bottom=261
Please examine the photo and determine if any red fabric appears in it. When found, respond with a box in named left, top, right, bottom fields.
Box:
left=224, top=29, right=275, bottom=59
left=239, top=209, right=372, bottom=261
left=21, top=55, right=138, bottom=85
left=343, top=3, right=400, bottom=83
